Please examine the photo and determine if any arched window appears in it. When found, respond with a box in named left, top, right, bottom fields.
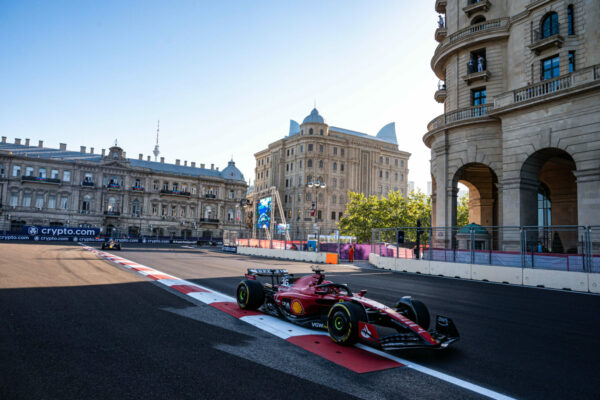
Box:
left=309, top=128, right=314, bottom=135
left=541, top=12, right=559, bottom=38
left=107, top=197, right=117, bottom=212
left=471, top=15, right=486, bottom=25
left=82, top=195, right=91, bottom=213
left=567, top=5, right=574, bottom=35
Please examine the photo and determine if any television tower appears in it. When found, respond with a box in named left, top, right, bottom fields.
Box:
left=153, top=120, right=160, bottom=161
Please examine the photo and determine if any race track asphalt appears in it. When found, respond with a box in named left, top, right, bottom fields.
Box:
left=1, top=243, right=599, bottom=399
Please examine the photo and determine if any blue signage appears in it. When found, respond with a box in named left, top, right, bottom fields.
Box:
left=23, top=225, right=102, bottom=237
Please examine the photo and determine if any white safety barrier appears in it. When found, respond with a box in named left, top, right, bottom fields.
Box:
left=369, top=254, right=597, bottom=293
left=238, top=246, right=327, bottom=263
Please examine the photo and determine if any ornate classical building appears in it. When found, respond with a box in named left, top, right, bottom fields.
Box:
left=427, top=0, right=600, bottom=249
left=253, top=108, right=410, bottom=233
left=0, top=137, right=247, bottom=237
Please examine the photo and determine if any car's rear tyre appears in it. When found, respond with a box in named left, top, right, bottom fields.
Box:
left=327, top=302, right=365, bottom=345
left=236, top=280, right=264, bottom=310
left=395, top=298, right=430, bottom=330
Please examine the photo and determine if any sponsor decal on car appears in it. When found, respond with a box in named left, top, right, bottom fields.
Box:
left=310, top=321, right=325, bottom=329
left=359, top=322, right=379, bottom=341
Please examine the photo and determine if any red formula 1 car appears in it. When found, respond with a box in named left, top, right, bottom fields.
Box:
left=236, top=268, right=459, bottom=350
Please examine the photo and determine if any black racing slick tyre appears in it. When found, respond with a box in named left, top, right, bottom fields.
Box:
left=395, top=298, right=430, bottom=330
left=236, top=280, right=264, bottom=310
left=327, top=302, right=365, bottom=345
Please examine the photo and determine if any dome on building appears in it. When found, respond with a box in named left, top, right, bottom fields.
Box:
left=289, top=119, right=301, bottom=136
left=302, top=108, right=325, bottom=124
left=376, top=122, right=398, bottom=145
left=221, top=159, right=245, bottom=181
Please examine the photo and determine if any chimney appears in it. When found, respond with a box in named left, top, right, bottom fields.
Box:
left=123, top=152, right=126, bottom=158
left=138, top=153, right=143, bottom=160
left=101, top=149, right=106, bottom=157
left=59, top=143, right=67, bottom=151
left=160, top=157, right=165, bottom=163
left=191, top=162, right=196, bottom=168
left=210, top=163, right=214, bottom=170
left=147, top=156, right=151, bottom=161
left=25, top=138, right=30, bottom=146
left=80, top=146, right=86, bottom=153
left=90, top=147, right=94, bottom=154
left=176, top=159, right=180, bottom=165
left=216, top=167, right=219, bottom=171
left=38, top=140, right=44, bottom=147
left=1, top=136, right=6, bottom=143
left=200, top=163, right=205, bottom=169
left=15, top=138, right=22, bottom=145
left=184, top=160, right=188, bottom=166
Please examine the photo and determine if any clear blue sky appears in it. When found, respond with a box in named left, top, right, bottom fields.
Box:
left=0, top=0, right=442, bottom=191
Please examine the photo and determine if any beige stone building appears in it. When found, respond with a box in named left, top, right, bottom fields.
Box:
left=427, top=0, right=600, bottom=250
left=0, top=137, right=247, bottom=238
left=253, top=108, right=410, bottom=234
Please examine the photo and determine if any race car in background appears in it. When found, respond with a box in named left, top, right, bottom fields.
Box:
left=101, top=239, right=121, bottom=251
left=236, top=268, right=459, bottom=350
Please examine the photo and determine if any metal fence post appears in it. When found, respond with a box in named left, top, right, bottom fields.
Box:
left=469, top=226, right=475, bottom=264
left=429, top=227, right=433, bottom=261
left=395, top=228, right=399, bottom=259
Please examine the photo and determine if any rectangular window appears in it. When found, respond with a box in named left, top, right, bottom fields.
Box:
left=340, top=163, right=344, bottom=172
left=10, top=194, right=18, bottom=207
left=286, top=149, right=289, bottom=156
left=48, top=196, right=56, bottom=209
left=13, top=165, right=21, bottom=177
left=569, top=51, right=575, bottom=73
left=379, top=170, right=383, bottom=178
left=51, top=169, right=59, bottom=179
left=299, top=160, right=303, bottom=168
left=385, top=157, right=389, bottom=165
left=333, top=147, right=337, bottom=155
left=338, top=212, right=343, bottom=220
left=379, top=156, right=383, bottom=164
left=472, top=87, right=486, bottom=106
left=60, top=196, right=69, bottom=210
left=0, top=163, right=4, bottom=177
left=541, top=55, right=560, bottom=80
left=394, top=159, right=398, bottom=166
left=23, top=195, right=32, bottom=207
left=319, top=145, right=323, bottom=153
left=331, top=211, right=336, bottom=220
left=300, top=145, right=304, bottom=152
left=229, top=190, right=234, bottom=199
left=291, top=148, right=294, bottom=155
left=152, top=205, right=158, bottom=215
left=400, top=160, right=404, bottom=167
left=35, top=196, right=44, bottom=209
left=308, top=144, right=313, bottom=152
left=25, top=166, right=34, bottom=176
left=38, top=168, right=46, bottom=178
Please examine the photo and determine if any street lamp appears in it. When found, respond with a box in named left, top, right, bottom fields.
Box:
left=307, top=178, right=326, bottom=224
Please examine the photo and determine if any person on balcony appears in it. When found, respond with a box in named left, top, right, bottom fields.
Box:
left=438, top=15, right=444, bottom=28
left=468, top=58, right=476, bottom=74
left=477, top=55, right=485, bottom=72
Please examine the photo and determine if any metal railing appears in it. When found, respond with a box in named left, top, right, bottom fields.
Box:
left=428, top=104, right=492, bottom=131
left=514, top=75, right=571, bottom=102
left=441, top=18, right=509, bottom=48
left=372, top=225, right=598, bottom=273
left=533, top=22, right=560, bottom=43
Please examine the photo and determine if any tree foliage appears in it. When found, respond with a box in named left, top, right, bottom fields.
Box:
left=339, top=190, right=431, bottom=242
left=456, top=193, right=469, bottom=227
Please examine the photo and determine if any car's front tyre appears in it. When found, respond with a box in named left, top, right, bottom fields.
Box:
left=327, top=302, right=365, bottom=345
left=236, top=280, right=264, bottom=310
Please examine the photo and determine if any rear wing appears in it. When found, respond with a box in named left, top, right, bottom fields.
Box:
left=245, top=268, right=292, bottom=286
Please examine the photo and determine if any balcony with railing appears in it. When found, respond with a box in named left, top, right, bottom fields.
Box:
left=435, top=16, right=447, bottom=42
left=106, top=183, right=121, bottom=190
left=199, top=218, right=219, bottom=224
left=160, top=189, right=191, bottom=197
left=104, top=210, right=121, bottom=217
left=131, top=186, right=144, bottom=192
left=427, top=104, right=494, bottom=132
left=432, top=17, right=509, bottom=76
left=434, top=80, right=447, bottom=103
left=21, top=175, right=61, bottom=184
left=463, top=0, right=491, bottom=17
left=204, top=193, right=216, bottom=199
left=492, top=63, right=600, bottom=111
left=463, top=60, right=490, bottom=85
left=529, top=23, right=563, bottom=55
left=81, top=180, right=95, bottom=187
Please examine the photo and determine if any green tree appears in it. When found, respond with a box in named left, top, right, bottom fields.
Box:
left=339, top=190, right=432, bottom=242
left=456, top=193, right=469, bottom=227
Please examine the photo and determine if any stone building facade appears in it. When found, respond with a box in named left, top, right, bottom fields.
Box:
left=254, top=108, right=411, bottom=233
left=428, top=0, right=600, bottom=250
left=0, top=137, right=247, bottom=238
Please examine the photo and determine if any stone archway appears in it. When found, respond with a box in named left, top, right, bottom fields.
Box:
left=452, top=163, right=499, bottom=227
left=520, top=148, right=577, bottom=252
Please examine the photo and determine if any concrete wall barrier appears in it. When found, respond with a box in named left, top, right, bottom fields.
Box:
left=471, top=264, right=523, bottom=285
left=237, top=246, right=331, bottom=264
left=430, top=260, right=471, bottom=279
left=523, top=268, right=589, bottom=292
left=395, top=259, right=430, bottom=274
left=589, top=274, right=600, bottom=294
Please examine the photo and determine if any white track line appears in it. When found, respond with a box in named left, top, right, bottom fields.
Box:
left=83, top=245, right=517, bottom=399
